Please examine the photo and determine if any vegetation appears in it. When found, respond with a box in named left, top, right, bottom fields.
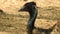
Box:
left=0, top=7, right=60, bottom=34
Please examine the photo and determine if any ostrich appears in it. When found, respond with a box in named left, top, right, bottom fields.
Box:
left=18, top=2, right=56, bottom=34
left=18, top=2, right=38, bottom=34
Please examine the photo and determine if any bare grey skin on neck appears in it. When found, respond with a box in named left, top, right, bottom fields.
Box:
left=28, top=7, right=38, bottom=34
left=28, top=6, right=37, bottom=27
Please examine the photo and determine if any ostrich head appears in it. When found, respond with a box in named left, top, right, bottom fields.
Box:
left=18, top=2, right=36, bottom=12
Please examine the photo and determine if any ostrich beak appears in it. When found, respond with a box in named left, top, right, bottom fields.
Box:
left=18, top=6, right=26, bottom=12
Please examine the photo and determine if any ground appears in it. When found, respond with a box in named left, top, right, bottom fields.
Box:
left=0, top=7, right=60, bottom=34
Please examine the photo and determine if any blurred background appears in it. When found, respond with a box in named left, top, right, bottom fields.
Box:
left=0, top=0, right=60, bottom=34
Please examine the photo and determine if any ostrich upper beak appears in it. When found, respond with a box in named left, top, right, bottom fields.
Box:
left=18, top=6, right=26, bottom=12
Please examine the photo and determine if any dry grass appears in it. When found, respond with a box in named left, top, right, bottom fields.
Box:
left=0, top=0, right=60, bottom=34
left=0, top=7, right=60, bottom=34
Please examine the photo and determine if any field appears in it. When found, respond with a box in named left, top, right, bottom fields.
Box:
left=0, top=6, right=60, bottom=34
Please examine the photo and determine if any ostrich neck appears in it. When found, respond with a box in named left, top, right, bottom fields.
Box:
left=28, top=8, right=37, bottom=26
